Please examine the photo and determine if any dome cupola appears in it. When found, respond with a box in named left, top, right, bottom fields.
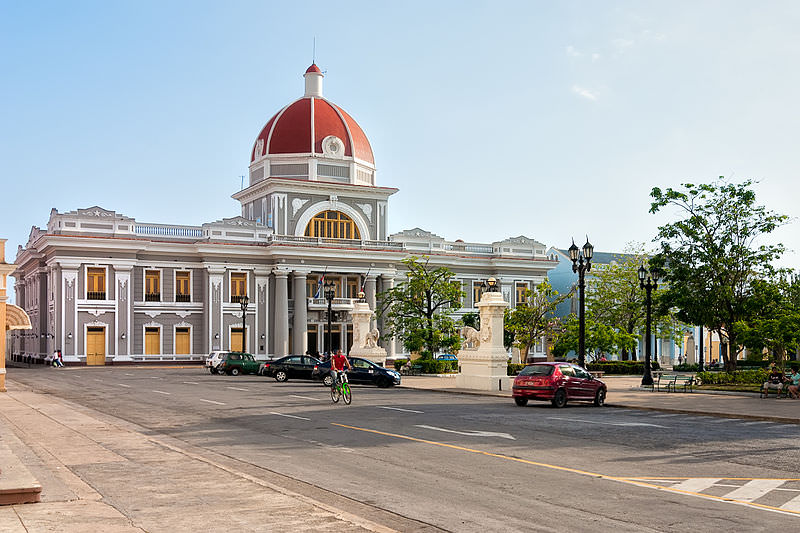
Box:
left=248, top=64, right=376, bottom=186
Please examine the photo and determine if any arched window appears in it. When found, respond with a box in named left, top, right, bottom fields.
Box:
left=304, top=210, right=361, bottom=239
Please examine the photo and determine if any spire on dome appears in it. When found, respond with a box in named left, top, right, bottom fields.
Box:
left=304, top=64, right=324, bottom=97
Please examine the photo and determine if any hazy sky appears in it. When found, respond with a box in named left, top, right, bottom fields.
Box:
left=3, top=1, right=799, bottom=302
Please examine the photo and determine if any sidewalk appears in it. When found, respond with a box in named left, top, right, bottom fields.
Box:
left=0, top=380, right=396, bottom=533
left=1, top=374, right=798, bottom=532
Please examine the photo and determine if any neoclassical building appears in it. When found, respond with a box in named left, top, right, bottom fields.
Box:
left=11, top=65, right=557, bottom=365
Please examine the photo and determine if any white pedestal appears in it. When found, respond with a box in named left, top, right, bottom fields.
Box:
left=348, top=301, right=386, bottom=365
left=455, top=291, right=510, bottom=391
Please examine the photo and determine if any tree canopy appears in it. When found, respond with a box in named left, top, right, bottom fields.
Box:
left=377, top=256, right=464, bottom=356
left=649, top=178, right=788, bottom=370
left=551, top=314, right=637, bottom=362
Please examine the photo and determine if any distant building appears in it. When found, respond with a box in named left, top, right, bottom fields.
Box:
left=12, top=65, right=556, bottom=365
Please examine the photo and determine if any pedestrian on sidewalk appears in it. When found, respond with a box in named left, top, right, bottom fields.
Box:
left=762, top=366, right=785, bottom=398
left=53, top=349, right=64, bottom=368
left=787, top=368, right=800, bottom=399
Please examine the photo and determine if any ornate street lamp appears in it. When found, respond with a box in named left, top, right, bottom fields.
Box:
left=324, top=280, right=336, bottom=355
left=480, top=276, right=500, bottom=294
left=239, top=294, right=250, bottom=353
left=638, top=264, right=659, bottom=386
left=569, top=238, right=593, bottom=368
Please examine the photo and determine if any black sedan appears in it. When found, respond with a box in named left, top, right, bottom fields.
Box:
left=260, top=355, right=321, bottom=382
left=312, top=356, right=401, bottom=388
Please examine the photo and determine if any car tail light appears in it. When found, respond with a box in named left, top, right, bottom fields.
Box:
left=263, top=363, right=270, bottom=368
left=313, top=365, right=318, bottom=370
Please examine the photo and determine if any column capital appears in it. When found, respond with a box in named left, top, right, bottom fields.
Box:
left=272, top=269, right=290, bottom=278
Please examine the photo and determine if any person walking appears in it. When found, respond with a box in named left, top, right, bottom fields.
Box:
left=53, top=349, right=64, bottom=368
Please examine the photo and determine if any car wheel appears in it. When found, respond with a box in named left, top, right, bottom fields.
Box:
left=230, top=368, right=240, bottom=376
left=376, top=376, right=391, bottom=388
left=322, top=375, right=333, bottom=387
left=208, top=368, right=215, bottom=374
left=594, top=388, right=606, bottom=407
left=551, top=388, right=567, bottom=408
left=275, top=370, right=288, bottom=382
left=514, top=397, right=528, bottom=407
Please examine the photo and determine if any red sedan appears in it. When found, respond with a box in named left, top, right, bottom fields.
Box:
left=512, top=362, right=607, bottom=408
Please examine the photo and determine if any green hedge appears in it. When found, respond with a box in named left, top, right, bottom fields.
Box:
left=586, top=360, right=660, bottom=374
left=413, top=359, right=458, bottom=374
left=696, top=369, right=768, bottom=385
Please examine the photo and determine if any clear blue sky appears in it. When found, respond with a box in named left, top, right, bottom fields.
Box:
left=3, top=1, right=799, bottom=303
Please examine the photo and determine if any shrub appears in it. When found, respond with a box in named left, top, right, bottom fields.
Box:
left=696, top=369, right=767, bottom=385
left=586, top=360, right=660, bottom=374
left=415, top=359, right=457, bottom=374
left=507, top=363, right=526, bottom=376
left=674, top=363, right=699, bottom=372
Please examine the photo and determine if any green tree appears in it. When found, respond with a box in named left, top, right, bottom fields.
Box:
left=551, top=314, right=637, bottom=362
left=377, top=256, right=464, bottom=357
left=506, top=279, right=570, bottom=363
left=732, top=273, right=800, bottom=370
left=649, top=178, right=788, bottom=371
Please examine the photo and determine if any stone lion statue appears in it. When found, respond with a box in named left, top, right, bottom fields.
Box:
left=460, top=326, right=480, bottom=349
left=364, top=328, right=380, bottom=348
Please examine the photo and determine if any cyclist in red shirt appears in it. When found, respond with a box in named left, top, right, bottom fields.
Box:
left=330, top=349, right=351, bottom=387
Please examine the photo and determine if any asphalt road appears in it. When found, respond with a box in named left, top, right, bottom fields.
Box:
left=9, top=366, right=800, bottom=531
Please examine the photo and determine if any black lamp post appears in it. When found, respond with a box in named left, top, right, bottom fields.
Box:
left=638, top=264, right=658, bottom=386
left=239, top=294, right=250, bottom=353
left=568, top=238, right=593, bottom=368
left=324, top=280, right=335, bottom=355
left=480, top=276, right=500, bottom=294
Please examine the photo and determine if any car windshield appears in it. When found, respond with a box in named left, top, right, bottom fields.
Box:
left=518, top=364, right=555, bottom=377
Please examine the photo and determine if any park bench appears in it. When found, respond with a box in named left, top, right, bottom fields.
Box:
left=402, top=363, right=423, bottom=376
left=672, top=374, right=695, bottom=392
left=653, top=373, right=677, bottom=392
left=760, top=375, right=790, bottom=398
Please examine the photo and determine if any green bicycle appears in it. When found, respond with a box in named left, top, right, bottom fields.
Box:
left=331, top=371, right=352, bottom=405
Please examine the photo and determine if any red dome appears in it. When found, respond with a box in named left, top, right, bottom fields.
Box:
left=251, top=97, right=374, bottom=165
left=305, top=63, right=321, bottom=74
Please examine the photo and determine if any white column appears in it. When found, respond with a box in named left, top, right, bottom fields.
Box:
left=273, top=271, right=289, bottom=357
left=292, top=271, right=307, bottom=355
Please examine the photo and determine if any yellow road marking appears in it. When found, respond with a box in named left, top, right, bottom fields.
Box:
left=332, top=422, right=800, bottom=517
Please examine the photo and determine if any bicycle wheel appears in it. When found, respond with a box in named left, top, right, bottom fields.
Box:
left=342, top=383, right=352, bottom=405
left=330, top=384, right=340, bottom=403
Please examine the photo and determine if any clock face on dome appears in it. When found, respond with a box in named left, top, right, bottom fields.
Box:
left=322, top=135, right=344, bottom=158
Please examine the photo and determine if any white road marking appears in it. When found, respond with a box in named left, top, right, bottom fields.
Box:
left=94, top=379, right=103, bottom=382
left=124, top=373, right=133, bottom=376
left=781, top=493, right=800, bottom=512
left=117, top=384, right=132, bottom=388
left=415, top=424, right=515, bottom=440
left=226, top=387, right=249, bottom=392
left=152, top=390, right=171, bottom=395
left=724, top=479, right=785, bottom=502
left=652, top=414, right=678, bottom=418
left=182, top=381, right=199, bottom=385
left=548, top=417, right=668, bottom=428
left=271, top=412, right=311, bottom=421
left=379, top=406, right=424, bottom=414
left=290, top=395, right=321, bottom=401
left=671, top=478, right=721, bottom=492
left=199, top=399, right=225, bottom=405
left=742, top=421, right=773, bottom=425
left=149, top=376, right=162, bottom=379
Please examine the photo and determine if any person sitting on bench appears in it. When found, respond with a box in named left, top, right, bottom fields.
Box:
left=762, top=366, right=785, bottom=397
left=787, top=368, right=800, bottom=400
